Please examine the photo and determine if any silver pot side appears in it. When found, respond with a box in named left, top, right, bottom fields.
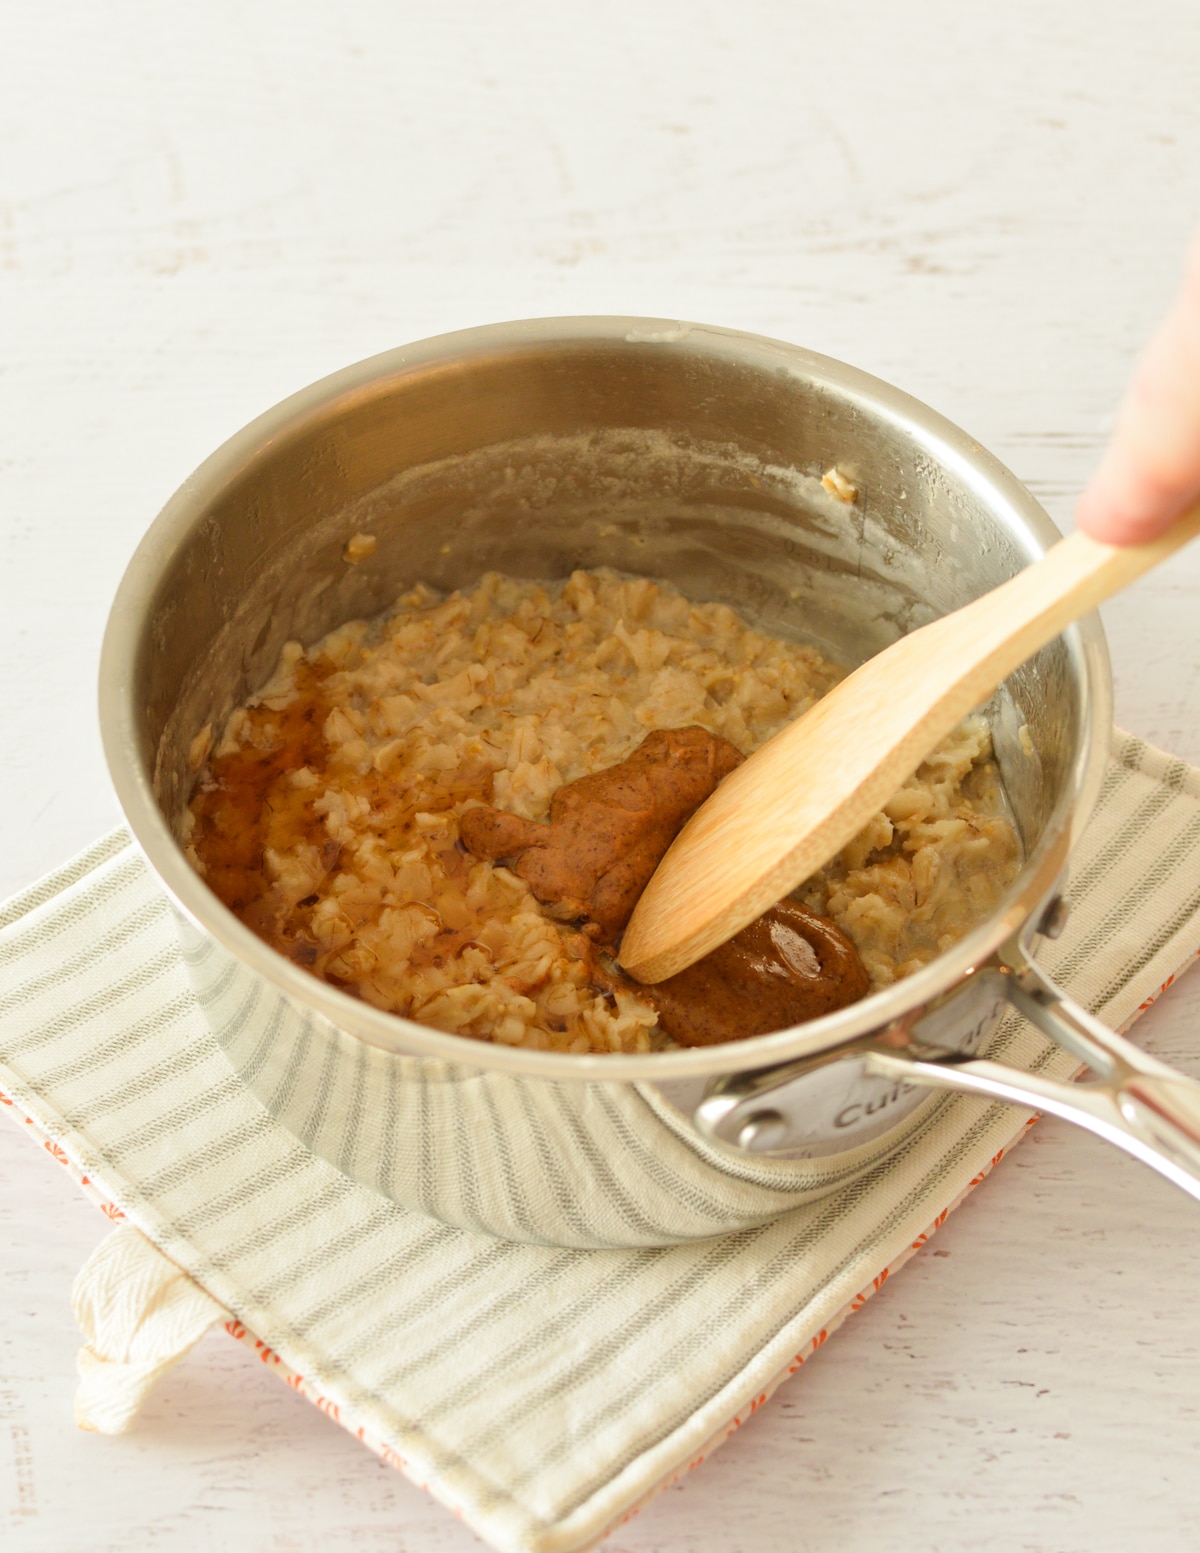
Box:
left=177, top=909, right=949, bottom=1248
left=102, top=318, right=1112, bottom=1246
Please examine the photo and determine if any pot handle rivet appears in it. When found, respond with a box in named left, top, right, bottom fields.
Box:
left=737, top=1110, right=788, bottom=1151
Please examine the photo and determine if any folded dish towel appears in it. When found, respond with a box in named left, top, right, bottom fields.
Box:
left=2, top=730, right=1199, bottom=1553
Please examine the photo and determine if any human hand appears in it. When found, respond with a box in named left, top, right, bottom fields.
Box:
left=1076, top=235, right=1200, bottom=545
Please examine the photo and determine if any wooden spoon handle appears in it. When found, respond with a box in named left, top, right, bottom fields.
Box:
left=936, top=505, right=1200, bottom=685
left=620, top=505, right=1200, bottom=983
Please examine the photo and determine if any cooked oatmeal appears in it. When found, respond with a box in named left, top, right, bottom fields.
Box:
left=184, top=569, right=1021, bottom=1054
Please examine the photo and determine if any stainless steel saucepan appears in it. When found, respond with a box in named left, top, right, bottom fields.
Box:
left=99, top=318, right=1200, bottom=1249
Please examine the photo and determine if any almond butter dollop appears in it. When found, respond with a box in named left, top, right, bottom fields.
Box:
left=460, top=726, right=869, bottom=1046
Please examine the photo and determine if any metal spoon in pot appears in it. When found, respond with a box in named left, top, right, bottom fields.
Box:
left=619, top=504, right=1200, bottom=984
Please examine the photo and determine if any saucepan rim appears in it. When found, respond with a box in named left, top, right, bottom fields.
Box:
left=98, top=316, right=1114, bottom=1082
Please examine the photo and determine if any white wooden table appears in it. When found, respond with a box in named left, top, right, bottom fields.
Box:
left=3, top=5, right=1199, bottom=1549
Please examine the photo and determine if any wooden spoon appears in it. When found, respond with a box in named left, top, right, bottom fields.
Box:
left=619, top=506, right=1200, bottom=984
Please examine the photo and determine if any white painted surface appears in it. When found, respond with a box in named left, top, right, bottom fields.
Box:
left=2, top=3, right=1198, bottom=1548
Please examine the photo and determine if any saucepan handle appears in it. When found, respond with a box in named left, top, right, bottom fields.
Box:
left=864, top=941, right=1200, bottom=1202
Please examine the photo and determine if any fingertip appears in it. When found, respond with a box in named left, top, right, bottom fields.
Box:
left=1075, top=487, right=1181, bottom=545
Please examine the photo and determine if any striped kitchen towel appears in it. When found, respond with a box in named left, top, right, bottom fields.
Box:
left=2, top=730, right=1199, bottom=1553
